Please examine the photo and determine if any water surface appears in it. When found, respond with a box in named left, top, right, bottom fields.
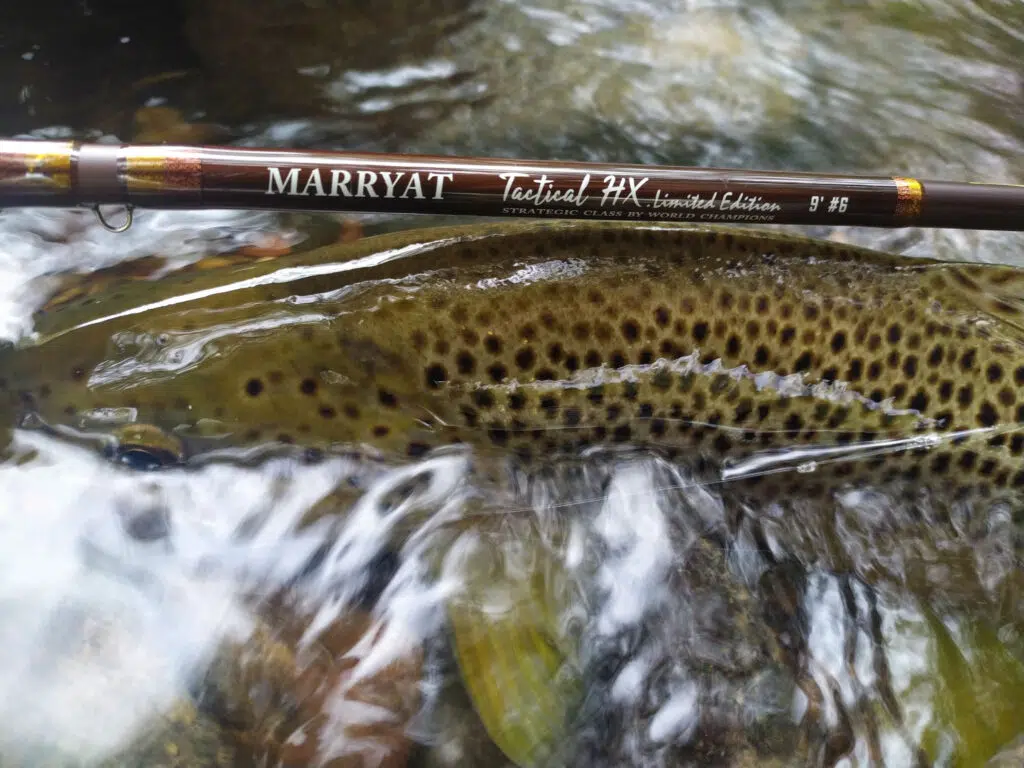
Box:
left=0, top=2, right=1022, bottom=766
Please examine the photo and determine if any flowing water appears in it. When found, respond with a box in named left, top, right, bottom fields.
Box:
left=0, top=2, right=1022, bottom=766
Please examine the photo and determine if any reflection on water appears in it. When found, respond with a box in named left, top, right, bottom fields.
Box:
left=0, top=0, right=1022, bottom=765
left=0, top=431, right=1019, bottom=766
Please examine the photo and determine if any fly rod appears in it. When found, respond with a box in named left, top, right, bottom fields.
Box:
left=1, top=138, right=1022, bottom=232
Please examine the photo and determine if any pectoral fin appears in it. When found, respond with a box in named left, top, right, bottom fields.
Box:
left=446, top=526, right=583, bottom=767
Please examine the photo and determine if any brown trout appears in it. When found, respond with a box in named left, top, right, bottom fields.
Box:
left=2, top=220, right=1024, bottom=502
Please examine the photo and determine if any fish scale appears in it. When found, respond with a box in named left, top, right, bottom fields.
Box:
left=1, top=221, right=1023, bottom=503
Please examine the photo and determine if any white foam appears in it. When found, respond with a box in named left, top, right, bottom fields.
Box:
left=647, top=680, right=699, bottom=744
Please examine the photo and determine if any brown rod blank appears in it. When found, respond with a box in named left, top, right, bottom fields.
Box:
left=1, top=138, right=1022, bottom=231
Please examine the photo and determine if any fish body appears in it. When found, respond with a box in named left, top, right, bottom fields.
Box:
left=2, top=221, right=1024, bottom=501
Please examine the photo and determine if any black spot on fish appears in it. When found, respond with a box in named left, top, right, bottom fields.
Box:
left=977, top=402, right=998, bottom=428
left=909, top=391, right=928, bottom=413
left=472, top=390, right=495, bottom=409
left=960, top=349, right=977, bottom=372
left=515, top=347, right=536, bottom=371
left=300, top=378, right=318, bottom=396
left=425, top=364, right=447, bottom=389
left=957, top=385, right=974, bottom=408
left=734, top=399, right=753, bottom=423
left=456, top=351, right=476, bottom=375
left=245, top=378, right=264, bottom=397
left=487, top=363, right=507, bottom=383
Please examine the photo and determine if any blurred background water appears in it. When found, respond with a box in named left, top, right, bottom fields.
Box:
left=0, top=2, right=1022, bottom=766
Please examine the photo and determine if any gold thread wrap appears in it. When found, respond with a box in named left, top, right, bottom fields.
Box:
left=123, top=146, right=202, bottom=198
left=892, top=177, right=923, bottom=218
left=0, top=140, right=74, bottom=192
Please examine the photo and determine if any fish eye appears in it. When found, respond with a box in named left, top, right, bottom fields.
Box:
left=115, top=446, right=175, bottom=471
left=108, top=424, right=184, bottom=471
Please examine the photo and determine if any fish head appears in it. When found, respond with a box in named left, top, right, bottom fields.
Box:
left=2, top=280, right=450, bottom=465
